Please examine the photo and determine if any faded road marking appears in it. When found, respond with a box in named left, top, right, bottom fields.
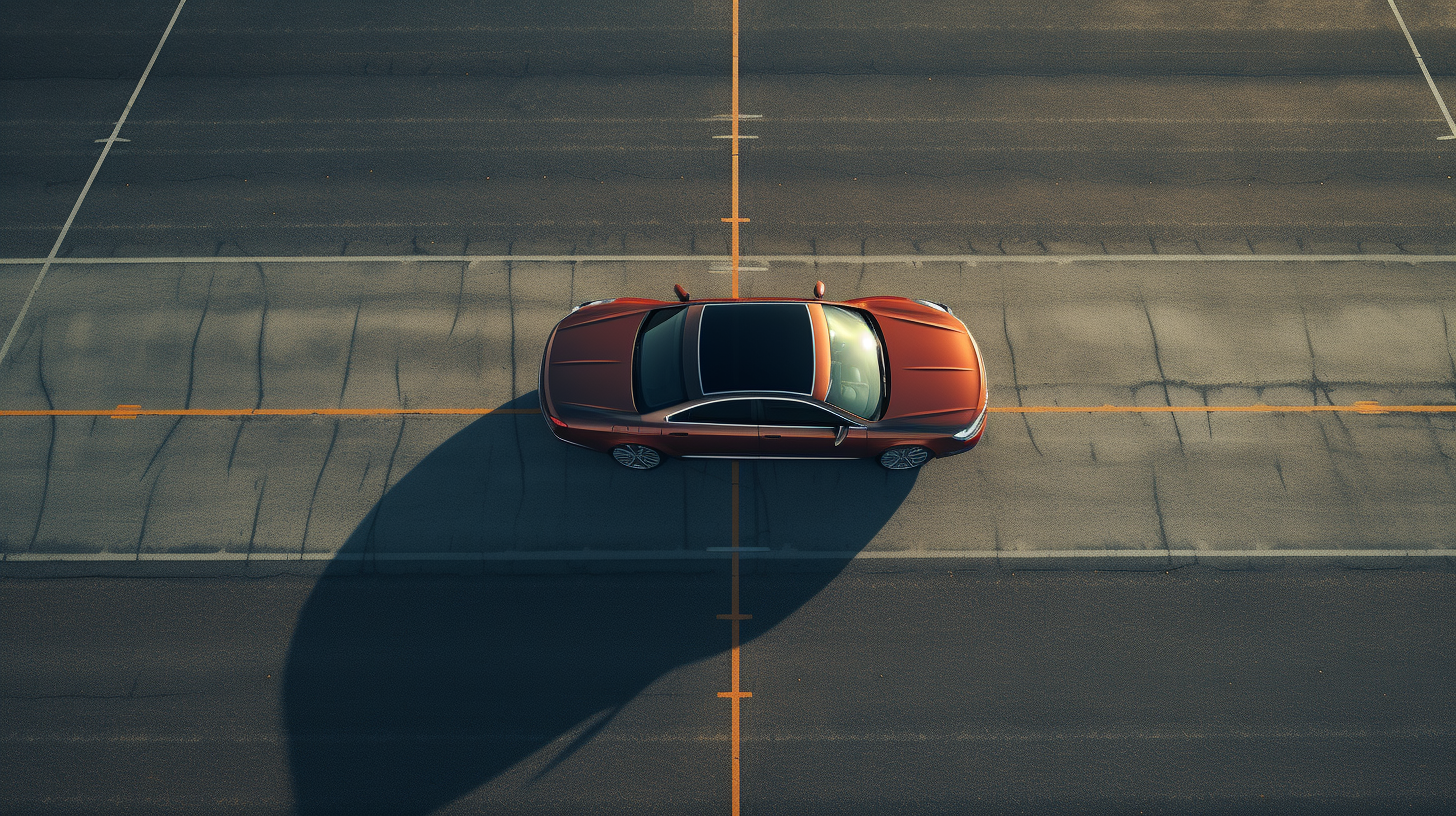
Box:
left=1386, top=0, right=1456, bottom=139
left=0, top=0, right=191, bottom=370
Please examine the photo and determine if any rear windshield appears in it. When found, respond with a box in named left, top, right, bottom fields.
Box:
left=633, top=306, right=688, bottom=411
left=822, top=305, right=885, bottom=420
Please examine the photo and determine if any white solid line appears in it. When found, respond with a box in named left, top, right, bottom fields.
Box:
left=3, top=549, right=1453, bottom=562
left=1386, top=0, right=1456, bottom=139
left=0, top=254, right=1453, bottom=266
left=0, top=0, right=190, bottom=370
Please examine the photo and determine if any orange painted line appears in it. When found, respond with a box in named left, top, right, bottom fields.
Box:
left=3, top=402, right=1452, bottom=419
left=717, top=459, right=746, bottom=816
left=990, top=402, right=1454, bottom=414
left=729, top=0, right=741, bottom=300
left=0, top=407, right=540, bottom=417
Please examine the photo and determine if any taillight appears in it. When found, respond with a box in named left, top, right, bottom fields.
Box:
left=549, top=415, right=568, bottom=428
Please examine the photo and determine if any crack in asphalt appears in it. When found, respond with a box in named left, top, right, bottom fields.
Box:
left=338, top=302, right=362, bottom=407
left=245, top=473, right=267, bottom=559
left=298, top=420, right=341, bottom=555
left=1000, top=297, right=1042, bottom=457
left=448, top=261, right=467, bottom=339
left=29, top=325, right=56, bottom=551
left=225, top=422, right=246, bottom=476
left=1441, top=307, right=1456, bottom=402
left=361, top=418, right=407, bottom=553
left=1297, top=306, right=1356, bottom=443
left=1312, top=417, right=1357, bottom=506
left=182, top=267, right=216, bottom=409
left=253, top=263, right=268, bottom=410
left=1150, top=467, right=1172, bottom=556
left=1140, top=297, right=1185, bottom=454
left=134, top=463, right=164, bottom=556
left=505, top=255, right=528, bottom=539
left=139, top=417, right=183, bottom=481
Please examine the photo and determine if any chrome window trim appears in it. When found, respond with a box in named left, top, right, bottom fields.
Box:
left=756, top=396, right=867, bottom=429
left=665, top=394, right=869, bottom=429
left=768, top=395, right=870, bottom=428
left=665, top=396, right=758, bottom=426
left=681, top=455, right=859, bottom=460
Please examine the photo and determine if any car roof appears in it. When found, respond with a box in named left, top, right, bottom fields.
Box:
left=697, top=302, right=816, bottom=395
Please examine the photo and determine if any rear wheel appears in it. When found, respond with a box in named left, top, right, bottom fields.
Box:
left=611, top=444, right=663, bottom=470
left=879, top=445, right=931, bottom=470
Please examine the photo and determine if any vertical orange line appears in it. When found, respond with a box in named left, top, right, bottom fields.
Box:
left=728, top=2, right=744, bottom=804
left=731, top=550, right=742, bottom=816
left=730, top=0, right=740, bottom=298
left=731, top=460, right=740, bottom=555
left=730, top=461, right=743, bottom=816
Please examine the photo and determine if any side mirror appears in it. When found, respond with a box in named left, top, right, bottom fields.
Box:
left=833, top=425, right=848, bottom=446
left=813, top=281, right=826, bottom=300
left=674, top=284, right=691, bottom=302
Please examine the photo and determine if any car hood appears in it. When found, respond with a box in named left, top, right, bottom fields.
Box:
left=857, top=299, right=985, bottom=422
left=543, top=303, right=655, bottom=414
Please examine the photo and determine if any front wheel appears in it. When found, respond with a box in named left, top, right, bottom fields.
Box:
left=878, top=445, right=931, bottom=470
left=611, top=444, right=663, bottom=470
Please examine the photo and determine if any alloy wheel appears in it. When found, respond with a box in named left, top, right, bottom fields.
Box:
left=879, top=446, right=931, bottom=470
left=611, top=444, right=663, bottom=470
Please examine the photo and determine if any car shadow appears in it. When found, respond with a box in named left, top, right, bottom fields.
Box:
left=283, top=393, right=919, bottom=815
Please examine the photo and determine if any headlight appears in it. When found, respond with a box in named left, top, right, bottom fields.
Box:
left=914, top=299, right=953, bottom=314
left=571, top=298, right=617, bottom=313
left=953, top=411, right=986, bottom=440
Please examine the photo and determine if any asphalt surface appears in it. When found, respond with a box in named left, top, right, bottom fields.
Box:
left=3, top=1, right=1456, bottom=813
left=3, top=3, right=1455, bottom=257
left=2, top=261, right=1455, bottom=560
left=3, top=570, right=1454, bottom=815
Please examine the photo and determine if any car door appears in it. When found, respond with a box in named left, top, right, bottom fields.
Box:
left=661, top=398, right=759, bottom=457
left=757, top=398, right=867, bottom=458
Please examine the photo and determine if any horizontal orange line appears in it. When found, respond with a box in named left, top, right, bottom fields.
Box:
left=990, top=403, right=1455, bottom=414
left=0, top=408, right=541, bottom=417
left=0, top=403, right=1450, bottom=418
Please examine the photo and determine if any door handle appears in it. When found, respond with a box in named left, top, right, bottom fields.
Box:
left=763, top=434, right=781, bottom=439
left=669, top=432, right=688, bottom=436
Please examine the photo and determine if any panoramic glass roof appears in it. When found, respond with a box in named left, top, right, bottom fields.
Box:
left=698, top=303, right=814, bottom=394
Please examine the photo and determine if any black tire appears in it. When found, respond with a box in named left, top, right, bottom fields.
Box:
left=878, top=445, right=932, bottom=470
left=611, top=444, right=663, bottom=470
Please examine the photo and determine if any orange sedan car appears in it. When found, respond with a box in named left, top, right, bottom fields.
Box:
left=539, top=283, right=986, bottom=469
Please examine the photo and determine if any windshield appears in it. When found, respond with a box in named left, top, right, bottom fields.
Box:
left=634, top=306, right=688, bottom=411
left=822, top=305, right=884, bottom=419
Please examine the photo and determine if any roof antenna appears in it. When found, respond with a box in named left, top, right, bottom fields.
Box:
left=813, top=281, right=826, bottom=300
left=674, top=284, right=691, bottom=302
